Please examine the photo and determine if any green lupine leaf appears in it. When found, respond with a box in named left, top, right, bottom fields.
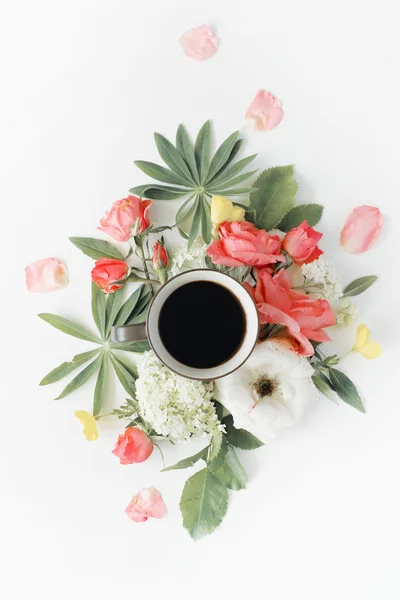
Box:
left=207, top=154, right=257, bottom=188
left=105, top=287, right=125, bottom=338
left=250, top=166, right=298, bottom=230
left=39, top=349, right=101, bottom=386
left=129, top=184, right=189, bottom=201
left=162, top=447, right=209, bottom=472
left=175, top=194, right=198, bottom=237
left=208, top=170, right=258, bottom=193
left=221, top=139, right=243, bottom=171
left=110, top=354, right=137, bottom=397
left=176, top=123, right=199, bottom=184
left=200, top=195, right=212, bottom=244
left=38, top=313, right=101, bottom=344
left=180, top=468, right=229, bottom=540
left=205, top=131, right=239, bottom=183
left=277, top=203, right=324, bottom=231
left=209, top=186, right=255, bottom=196
left=69, top=237, right=125, bottom=261
left=222, top=414, right=264, bottom=450
left=110, top=340, right=151, bottom=353
left=93, top=353, right=107, bottom=416
left=126, top=289, right=152, bottom=324
left=134, top=161, right=191, bottom=187
left=312, top=373, right=339, bottom=405
left=194, top=120, right=211, bottom=183
left=126, top=306, right=148, bottom=325
left=91, top=281, right=106, bottom=339
left=328, top=368, right=365, bottom=413
left=55, top=354, right=103, bottom=400
left=154, top=133, right=195, bottom=184
left=209, top=439, right=248, bottom=490
left=342, top=276, right=378, bottom=297
left=188, top=197, right=202, bottom=249
left=114, top=285, right=144, bottom=326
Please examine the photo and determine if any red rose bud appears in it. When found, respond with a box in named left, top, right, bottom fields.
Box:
left=91, top=258, right=129, bottom=293
left=152, top=241, right=169, bottom=284
left=112, top=427, right=153, bottom=464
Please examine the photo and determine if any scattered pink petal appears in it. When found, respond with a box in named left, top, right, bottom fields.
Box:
left=245, top=90, right=284, bottom=132
left=25, top=258, right=69, bottom=293
left=340, top=205, right=383, bottom=254
left=125, top=488, right=165, bottom=523
left=179, top=25, right=218, bottom=61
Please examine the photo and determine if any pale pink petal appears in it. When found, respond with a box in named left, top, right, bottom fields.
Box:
left=125, top=488, right=165, bottom=523
left=179, top=25, right=218, bottom=61
left=25, top=258, right=69, bottom=293
left=246, top=90, right=284, bottom=132
left=340, top=205, right=383, bottom=253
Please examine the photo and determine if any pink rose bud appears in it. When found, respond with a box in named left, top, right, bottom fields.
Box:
left=245, top=90, right=284, bottom=132
left=112, top=427, right=153, bottom=465
left=25, top=258, right=69, bottom=293
left=91, top=258, right=129, bottom=294
left=282, top=221, right=323, bottom=266
left=125, top=487, right=165, bottom=523
left=152, top=240, right=169, bottom=284
left=179, top=24, right=218, bottom=61
left=98, top=196, right=152, bottom=242
left=340, top=205, right=383, bottom=254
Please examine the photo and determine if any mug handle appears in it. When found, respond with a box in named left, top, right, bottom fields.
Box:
left=111, top=323, right=147, bottom=343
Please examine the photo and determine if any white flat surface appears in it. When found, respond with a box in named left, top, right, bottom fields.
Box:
left=1, top=1, right=399, bottom=598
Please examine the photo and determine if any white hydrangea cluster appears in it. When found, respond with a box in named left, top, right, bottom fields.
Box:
left=135, top=351, right=222, bottom=442
left=170, top=239, right=208, bottom=276
left=335, top=296, right=358, bottom=327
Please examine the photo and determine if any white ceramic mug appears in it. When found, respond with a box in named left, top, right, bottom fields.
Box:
left=111, top=269, right=259, bottom=380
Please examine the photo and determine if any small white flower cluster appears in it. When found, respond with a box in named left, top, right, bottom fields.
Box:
left=170, top=239, right=208, bottom=276
left=135, top=351, right=222, bottom=442
left=335, top=296, right=358, bottom=327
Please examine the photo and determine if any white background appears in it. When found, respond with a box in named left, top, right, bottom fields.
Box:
left=1, top=1, right=400, bottom=598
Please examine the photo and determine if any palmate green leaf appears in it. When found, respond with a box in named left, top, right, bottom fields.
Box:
left=125, top=289, right=152, bottom=324
left=342, top=276, right=378, bottom=297
left=175, top=194, right=198, bottom=238
left=222, top=414, right=264, bottom=450
left=205, top=131, right=239, bottom=183
left=69, top=237, right=125, bottom=260
left=188, top=197, right=202, bottom=249
left=250, top=166, right=298, bottom=230
left=312, top=373, right=339, bottom=405
left=134, top=161, right=190, bottom=187
left=129, top=184, right=189, bottom=201
left=114, top=285, right=145, bottom=326
left=154, top=133, right=195, bottom=185
left=93, top=353, right=108, bottom=416
left=38, top=313, right=101, bottom=344
left=328, top=368, right=365, bottom=413
left=278, top=203, right=324, bottom=231
left=176, top=123, right=199, bottom=184
left=180, top=468, right=229, bottom=540
left=91, top=281, right=106, bottom=339
left=209, top=439, right=248, bottom=491
left=210, top=186, right=255, bottom=196
left=194, top=120, right=211, bottom=182
left=162, top=447, right=209, bottom=472
left=55, top=353, right=103, bottom=400
left=40, top=349, right=101, bottom=386
left=110, top=340, right=151, bottom=353
left=200, top=195, right=212, bottom=244
left=105, top=287, right=125, bottom=338
left=207, top=154, right=257, bottom=188
left=110, top=353, right=137, bottom=398
left=208, top=171, right=258, bottom=194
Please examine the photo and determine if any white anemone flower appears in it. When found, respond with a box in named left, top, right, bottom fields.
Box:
left=215, top=340, right=319, bottom=443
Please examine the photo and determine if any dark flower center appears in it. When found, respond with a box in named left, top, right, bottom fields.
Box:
left=253, top=375, right=276, bottom=398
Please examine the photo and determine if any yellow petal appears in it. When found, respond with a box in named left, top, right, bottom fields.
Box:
left=211, top=195, right=245, bottom=227
left=355, top=324, right=370, bottom=350
left=358, top=340, right=382, bottom=359
left=75, top=410, right=98, bottom=441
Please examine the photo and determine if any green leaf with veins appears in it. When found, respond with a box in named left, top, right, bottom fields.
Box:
left=40, top=349, right=101, bottom=386
left=249, top=166, right=298, bottom=230
left=328, top=368, right=365, bottom=413
left=222, top=414, right=264, bottom=449
left=38, top=313, right=101, bottom=344
left=208, top=438, right=248, bottom=491
left=109, top=354, right=137, bottom=398
left=93, top=353, right=108, bottom=416
left=162, top=447, right=209, bottom=472
left=55, top=353, right=103, bottom=400
left=278, top=203, right=324, bottom=231
left=91, top=281, right=106, bottom=339
left=342, top=276, right=378, bottom=297
left=110, top=340, right=150, bottom=353
left=69, top=237, right=125, bottom=260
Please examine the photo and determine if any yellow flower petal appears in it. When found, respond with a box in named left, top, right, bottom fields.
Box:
left=75, top=410, right=98, bottom=441
left=358, top=341, right=382, bottom=360
left=355, top=324, right=370, bottom=350
left=211, top=195, right=245, bottom=228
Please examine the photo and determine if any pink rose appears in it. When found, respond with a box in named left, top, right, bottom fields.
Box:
left=112, top=427, right=153, bottom=465
left=152, top=240, right=168, bottom=271
left=91, top=258, right=129, bottom=294
left=282, top=221, right=323, bottom=265
left=98, top=196, right=152, bottom=242
left=245, top=90, right=284, bottom=132
left=207, top=221, right=285, bottom=268
left=179, top=25, right=218, bottom=61
left=125, top=487, right=165, bottom=523
left=244, top=269, right=335, bottom=356
left=25, top=258, right=69, bottom=293
left=340, top=205, right=383, bottom=254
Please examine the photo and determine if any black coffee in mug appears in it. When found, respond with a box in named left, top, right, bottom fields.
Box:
left=158, top=280, right=246, bottom=369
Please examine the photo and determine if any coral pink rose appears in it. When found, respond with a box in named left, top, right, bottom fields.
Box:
left=25, top=258, right=69, bottom=293
left=125, top=487, right=165, bottom=523
left=91, top=258, right=129, bottom=294
left=152, top=240, right=168, bottom=271
left=98, top=196, right=152, bottom=242
left=340, top=205, right=383, bottom=254
left=244, top=269, right=335, bottom=356
left=282, top=221, right=323, bottom=265
left=112, top=427, right=153, bottom=465
left=207, top=221, right=285, bottom=268
left=245, top=90, right=284, bottom=132
left=179, top=25, right=218, bottom=61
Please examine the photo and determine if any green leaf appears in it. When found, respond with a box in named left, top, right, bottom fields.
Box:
left=110, top=340, right=151, bottom=353
left=125, top=289, right=152, bottom=324
left=222, top=414, right=264, bottom=449
left=134, top=161, right=191, bottom=187
left=328, top=368, right=365, bottom=413
left=114, top=285, right=144, bottom=326
left=342, top=276, right=378, bottom=297
left=187, top=197, right=202, bottom=249
left=129, top=184, right=188, bottom=201
left=200, top=195, right=212, bottom=244
left=55, top=354, right=103, bottom=400
left=105, top=287, right=125, bottom=338
left=176, top=123, right=200, bottom=184
left=126, top=306, right=149, bottom=325
left=162, top=447, right=209, bottom=472
left=312, top=373, right=339, bottom=405
left=154, top=133, right=195, bottom=184
left=278, top=203, right=324, bottom=231
left=93, top=353, right=107, bottom=416
left=207, top=170, right=258, bottom=193
left=209, top=186, right=255, bottom=196
left=249, top=166, right=298, bottom=230
left=205, top=131, right=239, bottom=183
left=38, top=313, right=101, bottom=344
left=180, top=468, right=229, bottom=540
left=110, top=354, right=137, bottom=398
left=91, top=281, right=106, bottom=339
left=69, top=237, right=125, bottom=260
left=194, top=120, right=211, bottom=183
left=175, top=194, right=198, bottom=237
left=207, top=154, right=257, bottom=188
left=214, top=401, right=224, bottom=422
left=208, top=430, right=225, bottom=463
left=39, top=349, right=101, bottom=386
left=209, top=439, right=248, bottom=490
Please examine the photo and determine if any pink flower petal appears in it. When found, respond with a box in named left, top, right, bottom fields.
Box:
left=340, top=205, right=383, bottom=253
left=25, top=258, right=69, bottom=293
left=179, top=25, right=218, bottom=61
left=125, top=488, right=165, bottom=523
left=245, top=90, right=284, bottom=132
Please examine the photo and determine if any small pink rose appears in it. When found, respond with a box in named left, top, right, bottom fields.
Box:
left=125, top=487, right=165, bottom=523
left=282, top=221, right=323, bottom=266
left=179, top=24, right=218, bottom=61
left=112, top=427, right=153, bottom=465
left=245, top=90, right=284, bottom=132
left=98, top=196, right=152, bottom=242
left=91, top=258, right=129, bottom=294
left=340, top=205, right=383, bottom=254
left=25, top=258, right=69, bottom=293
